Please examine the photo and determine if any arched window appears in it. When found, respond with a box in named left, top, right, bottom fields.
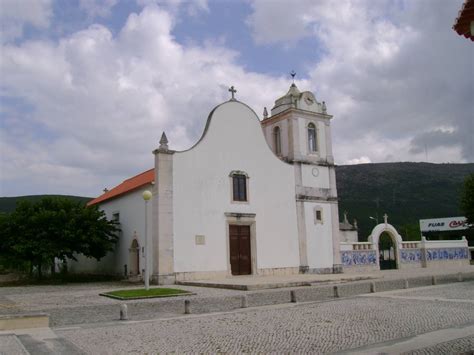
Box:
left=273, top=126, right=281, bottom=155
left=308, top=122, right=317, bottom=152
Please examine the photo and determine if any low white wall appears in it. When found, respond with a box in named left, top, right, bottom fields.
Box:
left=422, top=238, right=470, bottom=267
left=340, top=236, right=470, bottom=272
left=340, top=241, right=377, bottom=271
left=68, top=253, right=117, bottom=275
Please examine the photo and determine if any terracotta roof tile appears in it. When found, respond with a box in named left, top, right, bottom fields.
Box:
left=88, top=168, right=154, bottom=206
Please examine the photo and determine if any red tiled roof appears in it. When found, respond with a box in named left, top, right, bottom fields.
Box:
left=87, top=169, right=154, bottom=206
left=453, top=0, right=474, bottom=41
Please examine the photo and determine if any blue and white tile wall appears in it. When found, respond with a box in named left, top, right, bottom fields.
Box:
left=400, top=249, right=421, bottom=263
left=426, top=248, right=468, bottom=261
left=341, top=250, right=377, bottom=266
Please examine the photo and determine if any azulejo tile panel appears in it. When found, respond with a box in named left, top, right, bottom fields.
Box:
left=341, top=251, right=377, bottom=266
left=400, top=249, right=421, bottom=263
left=426, top=247, right=468, bottom=261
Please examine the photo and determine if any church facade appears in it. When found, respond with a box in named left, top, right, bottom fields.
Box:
left=82, top=84, right=345, bottom=284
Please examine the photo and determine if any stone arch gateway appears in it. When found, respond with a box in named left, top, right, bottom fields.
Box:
left=368, top=223, right=403, bottom=270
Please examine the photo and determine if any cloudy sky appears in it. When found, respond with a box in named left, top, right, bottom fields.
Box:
left=1, top=0, right=473, bottom=197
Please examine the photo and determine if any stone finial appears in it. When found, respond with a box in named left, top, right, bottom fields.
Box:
left=353, top=219, right=358, bottom=229
left=322, top=101, right=327, bottom=114
left=159, top=132, right=169, bottom=150
left=263, top=107, right=268, bottom=119
left=383, top=213, right=388, bottom=224
left=343, top=211, right=348, bottom=223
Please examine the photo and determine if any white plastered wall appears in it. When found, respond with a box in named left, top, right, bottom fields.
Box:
left=263, top=119, right=290, bottom=158
left=296, top=117, right=327, bottom=158
left=304, top=202, right=334, bottom=269
left=173, top=101, right=300, bottom=274
left=301, top=165, right=330, bottom=189
left=69, top=185, right=153, bottom=275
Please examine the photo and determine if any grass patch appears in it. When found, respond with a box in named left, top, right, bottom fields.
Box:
left=101, top=287, right=192, bottom=300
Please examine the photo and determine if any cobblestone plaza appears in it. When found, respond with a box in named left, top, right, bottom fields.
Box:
left=56, top=282, right=474, bottom=354
left=1, top=277, right=473, bottom=354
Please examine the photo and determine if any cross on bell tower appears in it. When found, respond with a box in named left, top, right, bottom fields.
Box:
left=228, top=86, right=237, bottom=100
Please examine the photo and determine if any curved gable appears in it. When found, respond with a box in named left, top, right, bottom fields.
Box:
left=176, top=100, right=286, bottom=164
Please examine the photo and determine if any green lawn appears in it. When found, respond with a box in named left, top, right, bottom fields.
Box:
left=101, top=287, right=192, bottom=300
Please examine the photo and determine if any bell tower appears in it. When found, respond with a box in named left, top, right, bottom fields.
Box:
left=262, top=83, right=333, bottom=164
left=261, top=83, right=342, bottom=274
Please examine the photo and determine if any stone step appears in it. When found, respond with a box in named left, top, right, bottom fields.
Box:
left=0, top=313, right=49, bottom=331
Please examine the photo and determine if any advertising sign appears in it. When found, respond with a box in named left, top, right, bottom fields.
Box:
left=419, top=216, right=468, bottom=232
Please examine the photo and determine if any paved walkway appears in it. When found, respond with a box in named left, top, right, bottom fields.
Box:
left=2, top=282, right=472, bottom=354
left=177, top=265, right=474, bottom=290
left=1, top=266, right=473, bottom=354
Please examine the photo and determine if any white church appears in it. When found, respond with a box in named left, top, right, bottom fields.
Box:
left=74, top=82, right=469, bottom=282
left=79, top=82, right=354, bottom=284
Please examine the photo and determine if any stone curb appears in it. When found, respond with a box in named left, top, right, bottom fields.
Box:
left=44, top=271, right=474, bottom=327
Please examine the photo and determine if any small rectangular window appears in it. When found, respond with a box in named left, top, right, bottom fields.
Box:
left=316, top=210, right=322, bottom=221
left=314, top=208, right=323, bottom=224
left=233, top=174, right=247, bottom=201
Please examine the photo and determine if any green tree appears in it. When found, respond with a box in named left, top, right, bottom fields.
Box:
left=0, top=197, right=119, bottom=278
left=399, top=223, right=422, bottom=241
left=461, top=173, right=474, bottom=228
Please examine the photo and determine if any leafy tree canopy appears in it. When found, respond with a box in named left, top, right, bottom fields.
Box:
left=461, top=173, right=474, bottom=228
left=0, top=197, right=119, bottom=277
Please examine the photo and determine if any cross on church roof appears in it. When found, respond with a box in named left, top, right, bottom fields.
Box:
left=228, top=86, right=237, bottom=100
left=290, top=70, right=296, bottom=83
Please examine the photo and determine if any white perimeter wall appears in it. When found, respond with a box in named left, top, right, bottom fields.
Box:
left=173, top=101, right=300, bottom=273
left=304, top=202, right=334, bottom=269
left=70, top=185, right=153, bottom=275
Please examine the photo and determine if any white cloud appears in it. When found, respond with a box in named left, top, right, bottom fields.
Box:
left=346, top=156, right=371, bottom=165
left=79, top=0, right=118, bottom=18
left=0, top=0, right=52, bottom=42
left=1, top=1, right=472, bottom=197
left=247, top=0, right=474, bottom=165
left=0, top=5, right=286, bottom=196
left=247, top=0, right=310, bottom=45
left=135, top=0, right=209, bottom=17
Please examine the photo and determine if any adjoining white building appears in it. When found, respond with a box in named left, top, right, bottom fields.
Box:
left=82, top=84, right=346, bottom=284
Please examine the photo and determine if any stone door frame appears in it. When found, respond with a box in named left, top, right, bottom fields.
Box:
left=129, top=238, right=140, bottom=276
left=224, top=213, right=257, bottom=276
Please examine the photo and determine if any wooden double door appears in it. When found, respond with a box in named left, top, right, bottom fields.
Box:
left=229, top=225, right=251, bottom=275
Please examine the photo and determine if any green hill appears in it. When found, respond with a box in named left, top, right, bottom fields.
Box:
left=336, top=162, right=474, bottom=241
left=0, top=195, right=92, bottom=213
